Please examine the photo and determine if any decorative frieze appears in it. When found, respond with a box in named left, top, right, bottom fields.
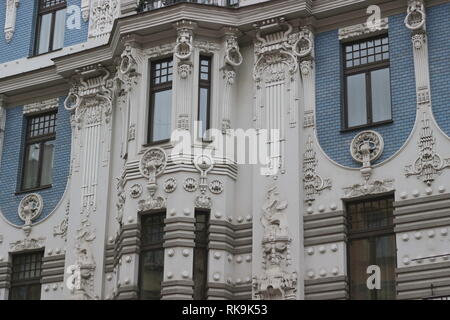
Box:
left=338, top=18, right=389, bottom=41
left=405, top=113, right=450, bottom=186
left=343, top=179, right=394, bottom=198
left=23, top=98, right=59, bottom=115
left=303, top=136, right=331, bottom=205
left=10, top=237, right=45, bottom=252
left=194, top=154, right=214, bottom=209
left=4, top=0, right=19, bottom=43
left=253, top=186, right=297, bottom=300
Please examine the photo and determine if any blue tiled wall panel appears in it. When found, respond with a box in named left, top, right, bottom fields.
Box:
left=428, top=3, right=450, bottom=137
left=315, top=13, right=417, bottom=168
left=0, top=1, right=88, bottom=64
left=0, top=1, right=37, bottom=63
left=0, top=98, right=71, bottom=225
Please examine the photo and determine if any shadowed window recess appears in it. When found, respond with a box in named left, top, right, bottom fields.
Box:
left=346, top=195, right=397, bottom=300
left=9, top=251, right=44, bottom=300
left=193, top=210, right=210, bottom=300
left=343, top=35, right=392, bottom=129
left=139, top=212, right=165, bottom=300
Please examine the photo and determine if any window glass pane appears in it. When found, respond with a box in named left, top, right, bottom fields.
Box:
left=198, top=87, right=209, bottom=138
left=53, top=9, right=66, bottom=50
left=347, top=73, right=367, bottom=127
left=349, top=238, right=372, bottom=300
left=37, top=13, right=52, bottom=54
left=23, top=144, right=41, bottom=190
left=371, top=68, right=392, bottom=123
left=375, top=235, right=397, bottom=300
left=140, top=249, right=164, bottom=300
left=40, top=141, right=55, bottom=186
left=152, top=89, right=172, bottom=142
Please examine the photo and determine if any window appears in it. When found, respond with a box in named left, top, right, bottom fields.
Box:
left=149, top=58, right=173, bottom=144
left=21, top=111, right=57, bottom=191
left=193, top=210, right=209, bottom=300
left=9, top=251, right=44, bottom=300
left=198, top=56, right=212, bottom=139
left=139, top=212, right=165, bottom=300
left=343, top=35, right=392, bottom=129
left=35, top=0, right=67, bottom=55
left=346, top=195, right=397, bottom=300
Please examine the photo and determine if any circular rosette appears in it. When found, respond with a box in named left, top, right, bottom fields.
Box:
left=139, top=147, right=167, bottom=178
left=350, top=130, right=384, bottom=164
left=18, top=193, right=43, bottom=225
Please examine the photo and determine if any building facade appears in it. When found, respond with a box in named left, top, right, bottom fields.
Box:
left=0, top=0, right=449, bottom=300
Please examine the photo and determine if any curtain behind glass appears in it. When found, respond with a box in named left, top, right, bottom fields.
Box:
left=37, top=13, right=52, bottom=54
left=52, top=9, right=67, bottom=50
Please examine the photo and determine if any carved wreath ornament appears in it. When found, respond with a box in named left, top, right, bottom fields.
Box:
left=18, top=193, right=43, bottom=225
left=350, top=130, right=384, bottom=165
left=139, top=147, right=167, bottom=179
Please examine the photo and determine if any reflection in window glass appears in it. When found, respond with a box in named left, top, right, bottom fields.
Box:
left=371, top=68, right=392, bottom=123
left=152, top=90, right=172, bottom=142
left=346, top=73, right=367, bottom=127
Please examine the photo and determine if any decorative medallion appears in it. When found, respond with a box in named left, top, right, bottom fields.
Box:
left=350, top=130, right=384, bottom=165
left=129, top=184, right=143, bottom=198
left=139, top=147, right=167, bottom=179
left=183, top=178, right=198, bottom=192
left=209, top=180, right=224, bottom=194
left=164, top=178, right=177, bottom=193
left=18, top=193, right=43, bottom=226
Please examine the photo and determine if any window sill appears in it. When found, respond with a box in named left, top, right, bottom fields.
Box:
left=142, top=139, right=171, bottom=149
left=340, top=120, right=393, bottom=133
left=28, top=48, right=63, bottom=59
left=15, top=185, right=52, bottom=196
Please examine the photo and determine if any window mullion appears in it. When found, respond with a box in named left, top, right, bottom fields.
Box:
left=366, top=71, right=373, bottom=124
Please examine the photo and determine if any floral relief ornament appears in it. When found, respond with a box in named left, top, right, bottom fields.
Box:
left=405, top=113, right=450, bottom=186
left=138, top=147, right=167, bottom=211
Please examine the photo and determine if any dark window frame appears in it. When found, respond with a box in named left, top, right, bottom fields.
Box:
left=20, top=110, right=57, bottom=192
left=193, top=209, right=210, bottom=300
left=9, top=249, right=44, bottom=300
left=197, top=55, right=212, bottom=140
left=34, top=0, right=67, bottom=56
left=148, top=57, right=173, bottom=145
left=345, top=193, right=397, bottom=300
left=342, top=34, right=393, bottom=131
left=138, top=211, right=166, bottom=300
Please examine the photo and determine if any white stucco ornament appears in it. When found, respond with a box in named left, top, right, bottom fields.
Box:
left=4, top=0, right=19, bottom=43
left=404, top=0, right=426, bottom=31
left=253, top=186, right=297, bottom=300
left=18, top=193, right=43, bottom=226
left=350, top=130, right=384, bottom=165
left=138, top=147, right=167, bottom=211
